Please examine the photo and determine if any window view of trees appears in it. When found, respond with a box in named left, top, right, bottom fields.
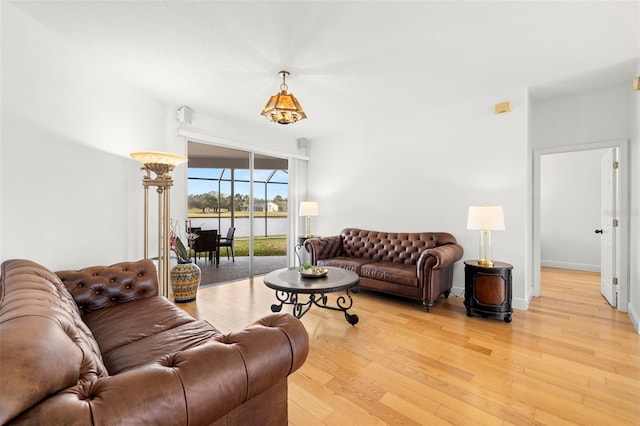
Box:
left=187, top=192, right=288, bottom=214
left=187, top=168, right=288, bottom=217
left=187, top=167, right=288, bottom=254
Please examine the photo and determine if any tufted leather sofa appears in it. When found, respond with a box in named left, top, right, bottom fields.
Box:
left=304, top=228, right=464, bottom=311
left=0, top=258, right=308, bottom=425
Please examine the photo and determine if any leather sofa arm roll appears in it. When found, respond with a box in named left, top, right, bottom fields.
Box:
left=417, top=243, right=464, bottom=271
left=416, top=243, right=464, bottom=284
left=304, top=235, right=343, bottom=263
left=8, top=313, right=309, bottom=425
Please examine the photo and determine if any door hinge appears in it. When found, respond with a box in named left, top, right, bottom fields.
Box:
left=613, top=277, right=618, bottom=285
left=613, top=219, right=619, bottom=227
left=613, top=161, right=619, bottom=169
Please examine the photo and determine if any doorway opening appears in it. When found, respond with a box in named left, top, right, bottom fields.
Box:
left=187, top=142, right=289, bottom=285
left=533, top=139, right=629, bottom=312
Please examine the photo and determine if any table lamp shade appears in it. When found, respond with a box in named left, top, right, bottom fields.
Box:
left=467, top=205, right=505, bottom=231
left=299, top=201, right=319, bottom=217
left=300, top=201, right=319, bottom=238
left=467, top=205, right=505, bottom=267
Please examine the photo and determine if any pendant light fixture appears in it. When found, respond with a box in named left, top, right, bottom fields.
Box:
left=261, top=70, right=307, bottom=125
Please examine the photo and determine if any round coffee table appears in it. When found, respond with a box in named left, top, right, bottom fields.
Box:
left=263, top=266, right=360, bottom=325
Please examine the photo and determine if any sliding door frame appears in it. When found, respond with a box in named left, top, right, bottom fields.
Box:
left=178, top=125, right=309, bottom=274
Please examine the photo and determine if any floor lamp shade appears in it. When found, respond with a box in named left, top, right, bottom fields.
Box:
left=299, top=201, right=319, bottom=237
left=467, top=205, right=505, bottom=266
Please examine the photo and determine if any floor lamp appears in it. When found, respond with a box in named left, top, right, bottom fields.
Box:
left=131, top=151, right=187, bottom=298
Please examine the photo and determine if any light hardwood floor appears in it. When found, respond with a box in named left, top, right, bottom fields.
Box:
left=179, top=268, right=640, bottom=425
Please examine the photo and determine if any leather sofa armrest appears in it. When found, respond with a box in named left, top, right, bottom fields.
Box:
left=304, top=235, right=343, bottom=264
left=417, top=243, right=464, bottom=271
left=11, top=313, right=309, bottom=425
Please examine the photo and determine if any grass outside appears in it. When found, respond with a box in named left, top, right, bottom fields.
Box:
left=232, top=236, right=286, bottom=256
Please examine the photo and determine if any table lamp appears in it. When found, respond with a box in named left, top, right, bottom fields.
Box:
left=467, top=204, right=505, bottom=266
left=299, top=201, right=319, bottom=238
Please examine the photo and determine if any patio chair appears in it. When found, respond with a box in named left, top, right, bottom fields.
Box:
left=192, top=229, right=219, bottom=266
left=218, top=227, right=236, bottom=262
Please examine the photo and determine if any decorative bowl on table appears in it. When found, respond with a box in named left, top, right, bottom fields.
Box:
left=298, top=267, right=329, bottom=278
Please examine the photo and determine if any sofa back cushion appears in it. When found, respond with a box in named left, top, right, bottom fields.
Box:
left=0, top=259, right=108, bottom=425
left=55, top=259, right=159, bottom=315
left=340, top=228, right=458, bottom=265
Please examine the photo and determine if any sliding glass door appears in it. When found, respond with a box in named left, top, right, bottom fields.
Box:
left=187, top=142, right=288, bottom=286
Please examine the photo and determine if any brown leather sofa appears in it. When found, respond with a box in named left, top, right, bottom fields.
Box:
left=0, top=258, right=309, bottom=425
left=305, top=228, right=464, bottom=311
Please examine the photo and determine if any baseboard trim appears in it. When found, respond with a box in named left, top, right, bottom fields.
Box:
left=512, top=296, right=530, bottom=311
left=541, top=260, right=600, bottom=272
left=451, top=286, right=464, bottom=298
left=627, top=301, right=640, bottom=334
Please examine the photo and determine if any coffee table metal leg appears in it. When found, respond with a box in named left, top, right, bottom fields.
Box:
left=270, top=287, right=359, bottom=325
left=310, top=287, right=359, bottom=326
left=271, top=290, right=313, bottom=319
left=337, top=288, right=359, bottom=325
left=270, top=290, right=286, bottom=313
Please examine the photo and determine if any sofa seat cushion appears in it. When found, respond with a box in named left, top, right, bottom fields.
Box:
left=102, top=320, right=220, bottom=374
left=360, top=261, right=418, bottom=287
left=317, top=257, right=372, bottom=275
left=83, top=296, right=220, bottom=374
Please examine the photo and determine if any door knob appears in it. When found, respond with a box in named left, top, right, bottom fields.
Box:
left=594, top=229, right=603, bottom=234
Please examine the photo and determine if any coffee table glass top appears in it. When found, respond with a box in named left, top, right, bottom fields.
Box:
left=263, top=267, right=359, bottom=293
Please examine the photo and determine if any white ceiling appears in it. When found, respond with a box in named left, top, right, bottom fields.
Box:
left=12, top=1, right=640, bottom=141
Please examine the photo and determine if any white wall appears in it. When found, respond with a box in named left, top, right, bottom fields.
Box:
left=177, top=112, right=304, bottom=162
left=533, top=84, right=631, bottom=147
left=533, top=82, right=639, bottom=332
left=307, top=87, right=531, bottom=309
left=540, top=149, right=606, bottom=271
left=0, top=3, right=168, bottom=269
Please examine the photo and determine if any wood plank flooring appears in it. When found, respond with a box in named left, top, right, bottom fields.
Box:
left=178, top=268, right=640, bottom=425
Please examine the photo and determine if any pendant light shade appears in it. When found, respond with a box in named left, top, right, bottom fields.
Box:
left=261, top=70, right=307, bottom=125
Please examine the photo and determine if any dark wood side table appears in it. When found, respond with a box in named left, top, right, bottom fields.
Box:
left=464, top=260, right=513, bottom=322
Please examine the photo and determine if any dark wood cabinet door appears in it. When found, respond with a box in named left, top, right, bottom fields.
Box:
left=464, top=260, right=513, bottom=322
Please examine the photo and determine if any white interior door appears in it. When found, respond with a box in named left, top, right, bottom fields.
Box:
left=599, top=148, right=617, bottom=307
